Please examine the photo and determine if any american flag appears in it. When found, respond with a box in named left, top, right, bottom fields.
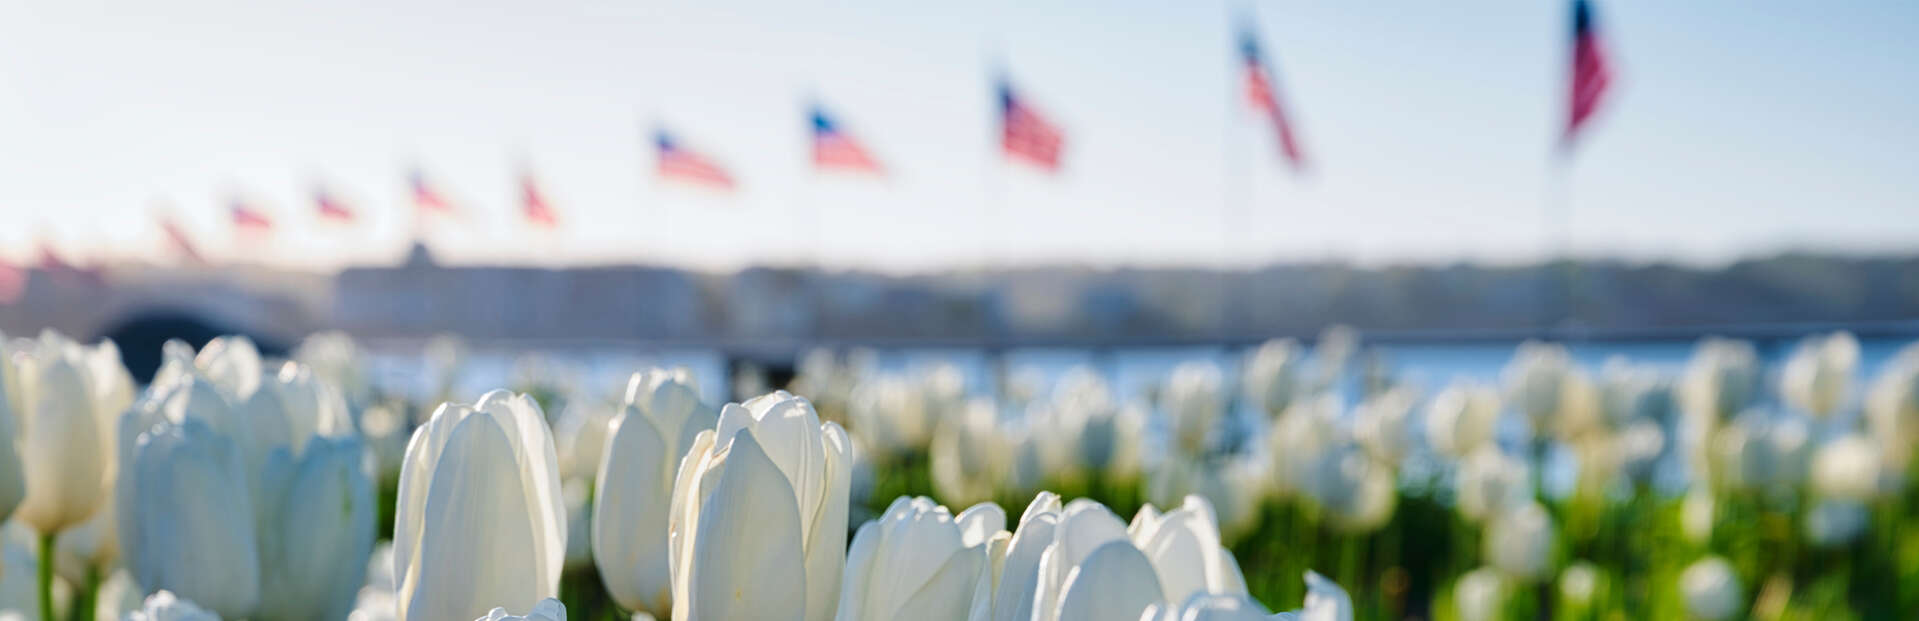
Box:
left=521, top=173, right=559, bottom=227
left=1240, top=25, right=1308, bottom=171
left=411, top=170, right=456, bottom=213
left=811, top=106, right=883, bottom=174
left=998, top=80, right=1064, bottom=172
left=159, top=215, right=204, bottom=264
left=655, top=130, right=736, bottom=190
left=231, top=200, right=273, bottom=232
left=1564, top=0, right=1614, bottom=148
left=316, top=189, right=355, bottom=222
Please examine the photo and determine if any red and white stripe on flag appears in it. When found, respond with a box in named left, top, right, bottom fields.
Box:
left=1565, top=0, right=1614, bottom=145
left=1002, top=102, right=1063, bottom=171
left=522, top=176, right=559, bottom=227
left=232, top=203, right=273, bottom=232
left=317, top=191, right=355, bottom=222
left=659, top=152, right=736, bottom=190
left=815, top=135, right=883, bottom=174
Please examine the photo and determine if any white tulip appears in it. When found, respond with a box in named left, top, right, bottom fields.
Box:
left=395, top=391, right=565, bottom=621
left=1558, top=562, right=1598, bottom=608
left=473, top=599, right=565, bottom=621
left=1044, top=369, right=1144, bottom=484
left=1298, top=445, right=1395, bottom=534
left=668, top=391, right=850, bottom=621
left=1678, top=339, right=1760, bottom=441
left=348, top=543, right=398, bottom=621
left=124, top=590, right=220, bottom=621
left=1425, top=384, right=1500, bottom=458
left=931, top=400, right=1011, bottom=508
left=1451, top=568, right=1505, bottom=621
left=1352, top=387, right=1416, bottom=465
left=118, top=354, right=375, bottom=621
left=1267, top=397, right=1339, bottom=497
left=1804, top=499, right=1869, bottom=547
left=1483, top=502, right=1554, bottom=582
left=1454, top=447, right=1531, bottom=524
left=1678, top=556, right=1742, bottom=621
left=10, top=332, right=126, bottom=535
left=593, top=369, right=719, bottom=617
left=292, top=331, right=373, bottom=409
left=94, top=569, right=145, bottom=621
left=180, top=336, right=264, bottom=402
left=1597, top=359, right=1672, bottom=430
left=1160, top=362, right=1225, bottom=456
left=254, top=434, right=376, bottom=621
left=0, top=345, right=23, bottom=525
left=993, top=493, right=1251, bottom=621
left=836, top=497, right=1006, bottom=621
left=1809, top=434, right=1882, bottom=501
left=1242, top=339, right=1305, bottom=418
left=1137, top=594, right=1280, bottom=621
left=121, top=418, right=261, bottom=619
left=1865, top=343, right=1919, bottom=470
left=1708, top=412, right=1810, bottom=492
left=847, top=376, right=931, bottom=462
left=1501, top=341, right=1573, bottom=433
left=1145, top=455, right=1267, bottom=542
left=1780, top=332, right=1858, bottom=418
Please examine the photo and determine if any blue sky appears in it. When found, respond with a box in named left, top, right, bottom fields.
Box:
left=1, top=1, right=1914, bottom=271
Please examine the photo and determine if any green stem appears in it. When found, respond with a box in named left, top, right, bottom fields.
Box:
left=71, top=564, right=99, bottom=621
left=37, top=531, right=56, bottom=621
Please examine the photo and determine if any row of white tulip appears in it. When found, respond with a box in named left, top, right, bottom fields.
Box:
left=0, top=329, right=1351, bottom=621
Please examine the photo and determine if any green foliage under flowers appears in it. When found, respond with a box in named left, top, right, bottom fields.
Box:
left=843, top=453, right=1919, bottom=620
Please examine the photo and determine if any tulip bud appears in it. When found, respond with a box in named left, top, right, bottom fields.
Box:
left=126, top=590, right=222, bottom=621
left=1679, top=556, right=1742, bottom=621
left=1004, top=494, right=1252, bottom=621
left=1425, top=384, right=1500, bottom=458
left=122, top=418, right=262, bottom=619
left=1160, top=362, right=1224, bottom=456
left=931, top=400, right=1010, bottom=510
left=11, top=333, right=124, bottom=535
left=1502, top=341, right=1573, bottom=434
left=474, top=599, right=565, bottom=621
left=668, top=391, right=850, bottom=621
left=395, top=391, right=565, bottom=621
left=1483, top=502, right=1554, bottom=582
left=1810, top=434, right=1882, bottom=501
left=1454, top=448, right=1531, bottom=524
left=1780, top=332, right=1858, bottom=418
left=0, top=349, right=24, bottom=523
left=835, top=497, right=1004, bottom=621
left=1679, top=339, right=1760, bottom=439
left=1451, top=568, right=1505, bottom=621
left=594, top=369, right=719, bottom=617
left=255, top=436, right=376, bottom=621
left=1242, top=339, right=1305, bottom=418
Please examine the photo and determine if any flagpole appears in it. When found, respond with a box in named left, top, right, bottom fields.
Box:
left=981, top=64, right=1006, bottom=402
left=1545, top=155, right=1576, bottom=337
left=1221, top=24, right=1251, bottom=353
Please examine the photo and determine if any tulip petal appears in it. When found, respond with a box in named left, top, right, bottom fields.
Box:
left=688, top=431, right=807, bottom=621
left=403, top=411, right=547, bottom=621
left=890, top=544, right=985, bottom=621
left=991, top=512, right=1058, bottom=621
left=802, top=422, right=852, bottom=621
left=474, top=391, right=567, bottom=594
left=1053, top=541, right=1164, bottom=621
left=593, top=410, right=672, bottom=615
left=956, top=503, right=1007, bottom=547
